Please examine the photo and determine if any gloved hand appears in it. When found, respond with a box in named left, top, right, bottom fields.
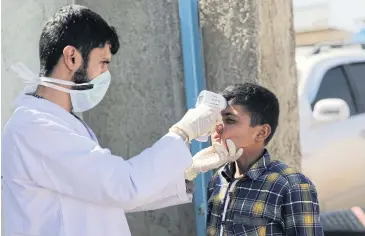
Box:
left=184, top=139, right=244, bottom=181
left=169, top=104, right=222, bottom=142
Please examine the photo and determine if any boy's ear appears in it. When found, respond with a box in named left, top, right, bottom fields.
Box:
left=255, top=124, right=271, bottom=142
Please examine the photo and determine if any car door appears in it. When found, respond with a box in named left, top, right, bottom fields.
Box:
left=340, top=62, right=365, bottom=209
left=302, top=65, right=364, bottom=212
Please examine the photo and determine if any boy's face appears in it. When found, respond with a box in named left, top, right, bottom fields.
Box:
left=211, top=104, right=268, bottom=150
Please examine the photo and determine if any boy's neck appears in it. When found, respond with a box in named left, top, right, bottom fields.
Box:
left=234, top=146, right=265, bottom=178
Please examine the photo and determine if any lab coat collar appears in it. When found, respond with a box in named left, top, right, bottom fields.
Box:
left=15, top=93, right=88, bottom=133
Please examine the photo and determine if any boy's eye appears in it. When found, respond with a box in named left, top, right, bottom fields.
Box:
left=224, top=118, right=235, bottom=124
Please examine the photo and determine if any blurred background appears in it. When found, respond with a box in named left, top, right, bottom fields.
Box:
left=1, top=0, right=365, bottom=235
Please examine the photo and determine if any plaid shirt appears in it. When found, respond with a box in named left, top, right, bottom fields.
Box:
left=206, top=149, right=324, bottom=236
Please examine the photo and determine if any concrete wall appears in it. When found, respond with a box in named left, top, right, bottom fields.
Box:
left=256, top=0, right=300, bottom=169
left=79, top=1, right=196, bottom=235
left=200, top=0, right=300, bottom=170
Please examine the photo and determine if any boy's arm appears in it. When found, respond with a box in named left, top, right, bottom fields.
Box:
left=282, top=183, right=324, bottom=236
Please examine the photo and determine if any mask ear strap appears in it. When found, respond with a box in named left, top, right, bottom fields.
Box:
left=10, top=62, right=41, bottom=93
left=10, top=62, right=40, bottom=85
left=40, top=77, right=90, bottom=87
left=11, top=61, right=92, bottom=86
left=39, top=81, right=73, bottom=94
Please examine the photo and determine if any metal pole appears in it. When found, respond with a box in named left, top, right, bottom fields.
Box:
left=178, top=0, right=213, bottom=235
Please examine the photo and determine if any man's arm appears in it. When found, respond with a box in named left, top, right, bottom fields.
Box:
left=126, top=179, right=194, bottom=213
left=14, top=120, right=193, bottom=210
left=282, top=183, right=324, bottom=236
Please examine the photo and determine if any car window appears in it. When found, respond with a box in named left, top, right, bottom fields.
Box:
left=347, top=63, right=365, bottom=112
left=311, top=66, right=356, bottom=116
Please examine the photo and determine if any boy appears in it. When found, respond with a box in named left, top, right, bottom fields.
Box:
left=206, top=83, right=324, bottom=236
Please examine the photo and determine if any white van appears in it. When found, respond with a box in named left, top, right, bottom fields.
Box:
left=296, top=42, right=365, bottom=214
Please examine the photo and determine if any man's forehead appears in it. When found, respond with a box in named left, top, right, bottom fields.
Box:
left=101, top=44, right=112, bottom=59
left=91, top=44, right=112, bottom=59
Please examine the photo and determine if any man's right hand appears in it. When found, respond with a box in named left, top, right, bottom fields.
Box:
left=169, top=104, right=222, bottom=142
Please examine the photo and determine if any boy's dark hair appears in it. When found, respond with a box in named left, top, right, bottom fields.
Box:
left=221, top=83, right=279, bottom=145
left=39, top=5, right=120, bottom=76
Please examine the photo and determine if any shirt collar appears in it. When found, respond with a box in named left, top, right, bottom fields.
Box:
left=221, top=149, right=271, bottom=182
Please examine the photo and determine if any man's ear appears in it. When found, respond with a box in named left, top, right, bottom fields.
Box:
left=255, top=124, right=271, bottom=142
left=63, top=46, right=82, bottom=72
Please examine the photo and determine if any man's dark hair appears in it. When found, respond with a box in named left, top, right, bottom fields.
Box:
left=221, top=83, right=279, bottom=145
left=39, top=5, right=120, bottom=76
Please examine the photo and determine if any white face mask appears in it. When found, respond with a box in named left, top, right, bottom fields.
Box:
left=40, top=71, right=111, bottom=112
left=10, top=62, right=111, bottom=112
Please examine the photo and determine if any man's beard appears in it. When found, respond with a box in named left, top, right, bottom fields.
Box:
left=72, top=62, right=93, bottom=90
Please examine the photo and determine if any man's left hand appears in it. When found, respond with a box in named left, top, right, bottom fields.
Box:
left=184, top=139, right=243, bottom=181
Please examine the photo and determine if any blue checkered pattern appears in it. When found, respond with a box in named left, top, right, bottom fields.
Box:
left=206, top=150, right=324, bottom=236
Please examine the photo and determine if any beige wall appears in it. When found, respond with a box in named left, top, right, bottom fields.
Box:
left=295, top=28, right=353, bottom=46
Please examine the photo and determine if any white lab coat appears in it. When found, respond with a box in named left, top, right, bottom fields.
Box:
left=2, top=94, right=193, bottom=236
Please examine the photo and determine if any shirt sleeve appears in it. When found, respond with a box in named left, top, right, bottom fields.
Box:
left=13, top=119, right=193, bottom=211
left=282, top=183, right=324, bottom=236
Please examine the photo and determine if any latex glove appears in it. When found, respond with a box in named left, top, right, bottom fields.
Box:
left=184, top=139, right=244, bottom=181
left=169, top=104, right=222, bottom=142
